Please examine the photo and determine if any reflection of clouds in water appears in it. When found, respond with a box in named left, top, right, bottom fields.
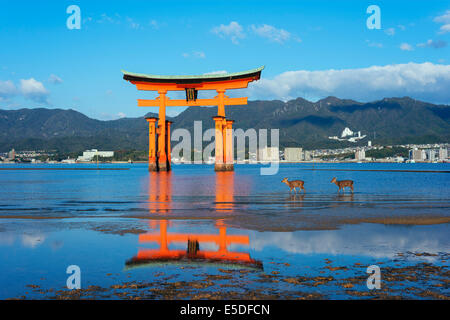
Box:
left=22, top=234, right=45, bottom=248
left=0, top=233, right=15, bottom=246
left=249, top=225, right=449, bottom=260
left=170, top=242, right=218, bottom=251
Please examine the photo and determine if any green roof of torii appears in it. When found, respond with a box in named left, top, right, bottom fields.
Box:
left=122, top=66, right=264, bottom=84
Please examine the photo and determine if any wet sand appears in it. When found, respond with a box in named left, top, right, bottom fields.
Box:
left=13, top=253, right=449, bottom=300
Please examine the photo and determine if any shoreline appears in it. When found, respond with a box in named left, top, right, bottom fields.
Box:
left=1, top=161, right=449, bottom=165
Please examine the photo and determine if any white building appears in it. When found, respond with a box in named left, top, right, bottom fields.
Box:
left=425, top=149, right=437, bottom=162
left=409, top=148, right=425, bottom=162
left=355, top=149, right=366, bottom=161
left=284, top=147, right=303, bottom=162
left=439, top=148, right=448, bottom=161
left=77, top=149, right=114, bottom=162
left=8, top=148, right=15, bottom=160
left=259, top=146, right=279, bottom=162
left=304, top=151, right=312, bottom=161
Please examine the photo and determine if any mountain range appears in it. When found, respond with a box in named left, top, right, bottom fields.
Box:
left=0, top=96, right=449, bottom=153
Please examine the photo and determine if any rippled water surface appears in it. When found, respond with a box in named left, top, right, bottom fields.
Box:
left=0, top=163, right=449, bottom=299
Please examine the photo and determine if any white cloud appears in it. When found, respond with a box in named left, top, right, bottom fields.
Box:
left=149, top=19, right=159, bottom=29
left=126, top=17, right=141, bottom=29
left=440, top=24, right=450, bottom=33
left=251, top=24, right=296, bottom=43
left=211, top=21, right=245, bottom=44
left=48, top=74, right=63, bottom=84
left=366, top=40, right=383, bottom=48
left=98, top=13, right=118, bottom=24
left=193, top=51, right=205, bottom=58
left=22, top=234, right=45, bottom=248
left=434, top=10, right=450, bottom=33
left=20, top=78, right=49, bottom=103
left=245, top=62, right=450, bottom=104
left=118, top=112, right=126, bottom=118
left=400, top=42, right=414, bottom=51
left=417, top=39, right=447, bottom=49
left=203, top=70, right=228, bottom=75
left=182, top=51, right=206, bottom=59
left=0, top=80, right=17, bottom=99
left=249, top=224, right=448, bottom=260
left=384, top=27, right=395, bottom=36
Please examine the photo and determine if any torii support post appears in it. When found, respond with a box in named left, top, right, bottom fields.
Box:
left=224, top=119, right=234, bottom=171
left=157, top=90, right=169, bottom=172
left=213, top=116, right=225, bottom=171
left=145, top=116, right=172, bottom=172
left=146, top=117, right=158, bottom=172
left=165, top=120, right=172, bottom=171
left=214, top=117, right=234, bottom=172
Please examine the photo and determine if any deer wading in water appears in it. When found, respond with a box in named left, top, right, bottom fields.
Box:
left=331, top=177, right=354, bottom=193
left=281, top=178, right=306, bottom=194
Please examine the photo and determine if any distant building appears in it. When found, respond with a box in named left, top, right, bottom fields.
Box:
left=409, top=148, right=425, bottom=162
left=284, top=147, right=303, bottom=162
left=355, top=149, right=365, bottom=161
left=8, top=148, right=15, bottom=160
left=425, top=149, right=437, bottom=162
left=77, top=149, right=114, bottom=162
left=439, top=147, right=448, bottom=161
left=368, top=140, right=372, bottom=147
left=304, top=151, right=312, bottom=161
left=259, top=146, right=279, bottom=162
left=61, top=158, right=76, bottom=164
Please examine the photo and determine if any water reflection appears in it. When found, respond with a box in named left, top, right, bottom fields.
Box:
left=126, top=219, right=262, bottom=270
left=286, top=194, right=305, bottom=208
left=333, top=193, right=354, bottom=202
left=129, top=172, right=262, bottom=270
left=147, top=172, right=172, bottom=213
left=215, top=172, right=234, bottom=212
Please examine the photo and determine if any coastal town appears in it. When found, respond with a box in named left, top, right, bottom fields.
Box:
left=1, top=142, right=448, bottom=164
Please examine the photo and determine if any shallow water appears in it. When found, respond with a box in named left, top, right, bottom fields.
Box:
left=0, top=163, right=449, bottom=299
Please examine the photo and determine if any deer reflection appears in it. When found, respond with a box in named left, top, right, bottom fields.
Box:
left=334, top=193, right=355, bottom=202
left=329, top=193, right=355, bottom=209
left=287, top=193, right=305, bottom=208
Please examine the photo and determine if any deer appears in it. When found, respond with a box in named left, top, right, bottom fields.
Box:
left=281, top=178, right=306, bottom=194
left=330, top=177, right=354, bottom=193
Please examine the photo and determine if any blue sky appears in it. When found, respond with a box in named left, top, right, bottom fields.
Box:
left=0, top=0, right=449, bottom=120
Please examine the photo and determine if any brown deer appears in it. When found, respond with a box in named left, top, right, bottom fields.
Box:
left=331, top=177, right=354, bottom=193
left=281, top=178, right=306, bottom=193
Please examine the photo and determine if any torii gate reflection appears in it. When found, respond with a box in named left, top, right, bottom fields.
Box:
left=126, top=173, right=262, bottom=269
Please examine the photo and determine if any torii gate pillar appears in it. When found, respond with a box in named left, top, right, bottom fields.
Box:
left=145, top=117, right=158, bottom=172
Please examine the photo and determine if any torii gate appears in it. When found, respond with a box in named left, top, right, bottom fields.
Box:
left=122, top=66, right=264, bottom=172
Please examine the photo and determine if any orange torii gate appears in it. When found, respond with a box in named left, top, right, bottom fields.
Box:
left=122, top=66, right=264, bottom=172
